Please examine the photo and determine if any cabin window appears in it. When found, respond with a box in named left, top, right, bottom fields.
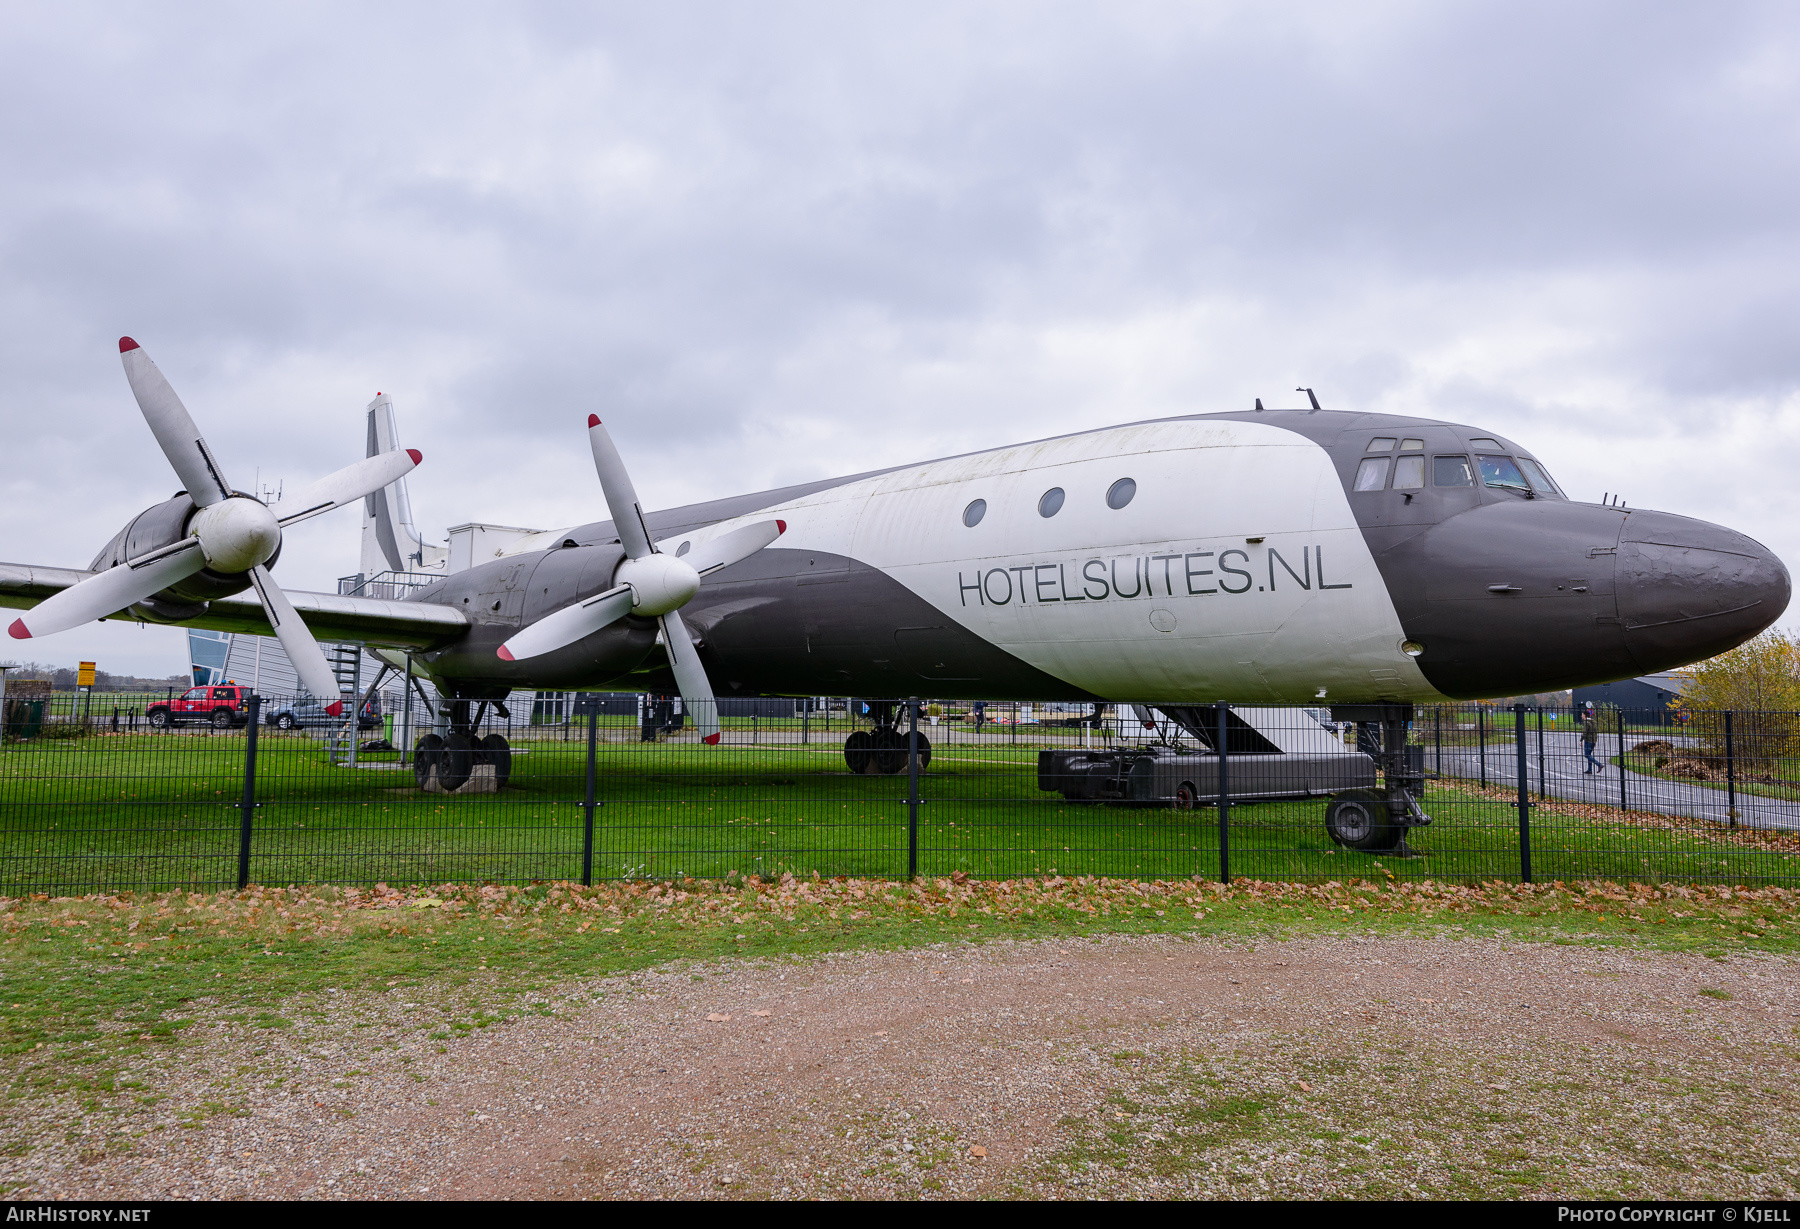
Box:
left=675, top=541, right=691, bottom=556
left=1353, top=458, right=1391, bottom=491
left=1468, top=437, right=1501, bottom=450
left=1517, top=458, right=1564, bottom=497
left=1393, top=454, right=1426, bottom=489
left=1367, top=437, right=1396, bottom=452
left=1038, top=488, right=1065, bottom=518
left=1106, top=478, right=1136, bottom=509
left=1434, top=455, right=1475, bottom=486
left=962, top=499, right=987, bottom=528
left=1477, top=455, right=1531, bottom=494
left=1399, top=438, right=1424, bottom=450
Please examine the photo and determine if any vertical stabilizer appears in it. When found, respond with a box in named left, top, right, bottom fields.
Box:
left=361, top=394, right=447, bottom=576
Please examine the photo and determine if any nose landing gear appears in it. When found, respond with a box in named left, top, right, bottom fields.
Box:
left=1326, top=704, right=1431, bottom=854
left=841, top=700, right=932, bottom=775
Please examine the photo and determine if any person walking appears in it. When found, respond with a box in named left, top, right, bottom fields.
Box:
left=1581, top=703, right=1602, bottom=773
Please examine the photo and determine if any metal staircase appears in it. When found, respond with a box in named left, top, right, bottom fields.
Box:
left=325, top=642, right=363, bottom=766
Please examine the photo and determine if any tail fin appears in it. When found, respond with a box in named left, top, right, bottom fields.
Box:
left=360, top=394, right=447, bottom=575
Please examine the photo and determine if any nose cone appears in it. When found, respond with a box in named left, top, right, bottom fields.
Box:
left=1616, top=510, right=1791, bottom=673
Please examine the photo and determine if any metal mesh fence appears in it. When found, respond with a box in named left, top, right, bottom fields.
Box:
left=2, top=695, right=1795, bottom=894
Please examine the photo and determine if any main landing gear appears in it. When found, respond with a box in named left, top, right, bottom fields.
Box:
left=415, top=698, right=512, bottom=793
left=1324, top=703, right=1431, bottom=855
left=842, top=700, right=932, bottom=776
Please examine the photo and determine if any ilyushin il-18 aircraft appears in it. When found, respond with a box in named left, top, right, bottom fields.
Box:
left=2, top=339, right=1789, bottom=851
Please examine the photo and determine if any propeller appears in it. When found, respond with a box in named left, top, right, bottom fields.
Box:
left=496, top=413, right=787, bottom=744
left=7, top=338, right=423, bottom=719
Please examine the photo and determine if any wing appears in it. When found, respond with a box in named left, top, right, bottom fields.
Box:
left=0, top=560, right=469, bottom=652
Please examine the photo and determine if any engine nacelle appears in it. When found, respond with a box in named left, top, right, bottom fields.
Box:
left=88, top=494, right=283, bottom=616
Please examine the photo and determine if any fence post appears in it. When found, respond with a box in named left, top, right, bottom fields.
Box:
left=907, top=697, right=920, bottom=880
left=1724, top=710, right=1738, bottom=829
left=1514, top=703, right=1531, bottom=883
left=581, top=703, right=598, bottom=886
left=1478, top=709, right=1487, bottom=788
left=1216, top=703, right=1231, bottom=885
left=1617, top=708, right=1629, bottom=812
left=236, top=695, right=262, bottom=890
left=1536, top=707, right=1546, bottom=800
left=1434, top=707, right=1442, bottom=776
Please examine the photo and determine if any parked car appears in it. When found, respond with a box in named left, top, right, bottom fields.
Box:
left=145, top=684, right=250, bottom=730
left=265, top=697, right=380, bottom=732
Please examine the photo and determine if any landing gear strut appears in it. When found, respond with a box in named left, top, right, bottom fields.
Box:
left=842, top=700, right=932, bottom=775
left=1325, top=704, right=1431, bottom=854
left=415, top=697, right=511, bottom=792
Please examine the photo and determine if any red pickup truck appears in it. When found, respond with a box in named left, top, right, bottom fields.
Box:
left=146, top=684, right=250, bottom=730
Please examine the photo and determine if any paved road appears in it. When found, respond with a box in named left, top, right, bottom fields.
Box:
left=1427, top=727, right=1799, bottom=832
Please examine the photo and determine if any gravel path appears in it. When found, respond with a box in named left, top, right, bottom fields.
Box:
left=9, top=933, right=1799, bottom=1200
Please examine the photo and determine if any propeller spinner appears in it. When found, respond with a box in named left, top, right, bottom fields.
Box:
left=7, top=338, right=423, bottom=718
left=495, top=414, right=786, bottom=744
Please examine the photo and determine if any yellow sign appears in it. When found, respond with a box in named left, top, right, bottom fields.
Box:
left=77, top=662, right=96, bottom=688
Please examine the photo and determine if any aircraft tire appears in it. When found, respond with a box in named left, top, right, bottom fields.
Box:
left=874, top=728, right=907, bottom=775
left=1171, top=781, right=1200, bottom=811
left=414, top=734, right=445, bottom=790
left=913, top=732, right=932, bottom=771
left=1324, top=789, right=1401, bottom=852
left=844, top=730, right=874, bottom=774
left=476, top=734, right=512, bottom=790
left=438, top=733, right=474, bottom=792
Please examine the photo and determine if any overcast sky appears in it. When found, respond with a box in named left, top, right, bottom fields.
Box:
left=4, top=1, right=1799, bottom=677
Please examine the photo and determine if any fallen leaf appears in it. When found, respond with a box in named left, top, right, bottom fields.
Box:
left=706, top=1013, right=731, bottom=1022
left=969, top=1145, right=987, bottom=1159
left=751, top=1010, right=771, bottom=1017
left=1295, top=1080, right=1312, bottom=1092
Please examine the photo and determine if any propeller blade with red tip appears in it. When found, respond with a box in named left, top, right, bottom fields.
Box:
left=496, top=585, right=634, bottom=662
left=8, top=540, right=206, bottom=640
left=247, top=564, right=348, bottom=715
left=119, top=338, right=233, bottom=507
left=586, top=416, right=655, bottom=560
left=658, top=519, right=786, bottom=577
left=658, top=608, right=720, bottom=744
left=276, top=448, right=423, bottom=528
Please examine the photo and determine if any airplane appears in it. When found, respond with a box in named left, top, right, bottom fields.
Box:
left=2, top=342, right=1789, bottom=853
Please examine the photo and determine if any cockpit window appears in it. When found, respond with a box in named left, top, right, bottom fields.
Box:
left=1354, top=457, right=1391, bottom=491
left=1468, top=437, right=1501, bottom=450
left=1516, top=457, right=1564, bottom=497
left=1477, top=455, right=1531, bottom=494
left=1393, top=454, right=1425, bottom=489
left=1366, top=437, right=1396, bottom=452
left=1399, top=438, right=1424, bottom=451
left=1433, top=455, right=1474, bottom=487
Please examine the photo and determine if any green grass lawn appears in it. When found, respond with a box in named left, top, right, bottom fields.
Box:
left=3, top=730, right=1797, bottom=894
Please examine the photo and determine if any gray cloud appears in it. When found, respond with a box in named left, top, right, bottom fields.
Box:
left=3, top=0, right=1797, bottom=675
